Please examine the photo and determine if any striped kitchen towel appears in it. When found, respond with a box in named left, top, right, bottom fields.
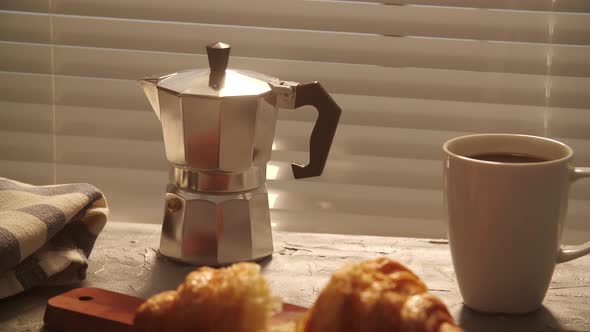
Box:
left=0, top=177, right=108, bottom=299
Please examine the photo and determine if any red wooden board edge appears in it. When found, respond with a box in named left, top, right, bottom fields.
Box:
left=44, top=287, right=143, bottom=332
left=44, top=287, right=308, bottom=332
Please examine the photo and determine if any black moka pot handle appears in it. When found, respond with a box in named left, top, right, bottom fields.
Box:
left=291, top=82, right=342, bottom=179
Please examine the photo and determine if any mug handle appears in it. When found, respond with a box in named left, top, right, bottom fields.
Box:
left=557, top=167, right=590, bottom=263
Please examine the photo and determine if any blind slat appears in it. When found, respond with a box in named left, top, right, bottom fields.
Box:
left=0, top=72, right=52, bottom=104
left=51, top=162, right=590, bottom=242
left=4, top=63, right=589, bottom=111
left=0, top=131, right=53, bottom=163
left=360, top=0, right=590, bottom=12
left=54, top=132, right=448, bottom=193
left=0, top=102, right=52, bottom=133
left=3, top=0, right=590, bottom=21
left=44, top=95, right=545, bottom=143
left=0, top=42, right=51, bottom=74
left=271, top=204, right=589, bottom=240
left=0, top=11, right=49, bottom=43
left=48, top=65, right=590, bottom=110
left=4, top=0, right=589, bottom=44
left=0, top=161, right=54, bottom=185
left=549, top=107, right=590, bottom=139
left=287, top=95, right=545, bottom=136
left=5, top=19, right=590, bottom=77
left=0, top=0, right=48, bottom=12
left=269, top=179, right=590, bottom=231
left=48, top=34, right=590, bottom=78
left=41, top=132, right=590, bottom=200
left=52, top=15, right=590, bottom=75
left=46, top=103, right=537, bottom=162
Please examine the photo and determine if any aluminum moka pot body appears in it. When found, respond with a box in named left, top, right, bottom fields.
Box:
left=139, top=42, right=341, bottom=265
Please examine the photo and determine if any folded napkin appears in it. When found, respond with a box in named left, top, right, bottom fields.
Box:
left=0, top=177, right=108, bottom=299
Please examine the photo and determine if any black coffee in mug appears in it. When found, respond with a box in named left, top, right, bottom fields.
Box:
left=469, top=153, right=548, bottom=163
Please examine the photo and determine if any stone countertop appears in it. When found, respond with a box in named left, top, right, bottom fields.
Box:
left=1, top=222, right=589, bottom=331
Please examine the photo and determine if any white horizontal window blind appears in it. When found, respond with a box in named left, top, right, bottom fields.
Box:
left=1, top=0, right=589, bottom=243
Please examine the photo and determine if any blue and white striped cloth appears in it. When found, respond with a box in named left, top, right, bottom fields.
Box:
left=0, top=177, right=108, bottom=299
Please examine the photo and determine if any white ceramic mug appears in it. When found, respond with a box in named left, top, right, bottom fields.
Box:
left=443, top=134, right=590, bottom=314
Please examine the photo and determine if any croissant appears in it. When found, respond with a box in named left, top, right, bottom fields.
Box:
left=135, top=263, right=276, bottom=332
left=300, top=257, right=462, bottom=332
left=135, top=258, right=462, bottom=332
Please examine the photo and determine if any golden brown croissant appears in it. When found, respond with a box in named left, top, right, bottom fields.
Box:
left=135, top=258, right=462, bottom=332
left=300, top=257, right=463, bottom=332
left=135, top=263, right=276, bottom=332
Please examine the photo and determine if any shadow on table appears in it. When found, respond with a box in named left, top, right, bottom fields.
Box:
left=0, top=285, right=76, bottom=332
left=137, top=253, right=195, bottom=298
left=458, top=305, right=565, bottom=332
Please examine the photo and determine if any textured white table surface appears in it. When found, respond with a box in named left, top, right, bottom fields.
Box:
left=1, top=222, right=589, bottom=332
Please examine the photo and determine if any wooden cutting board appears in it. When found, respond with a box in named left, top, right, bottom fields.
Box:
left=43, top=287, right=307, bottom=332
